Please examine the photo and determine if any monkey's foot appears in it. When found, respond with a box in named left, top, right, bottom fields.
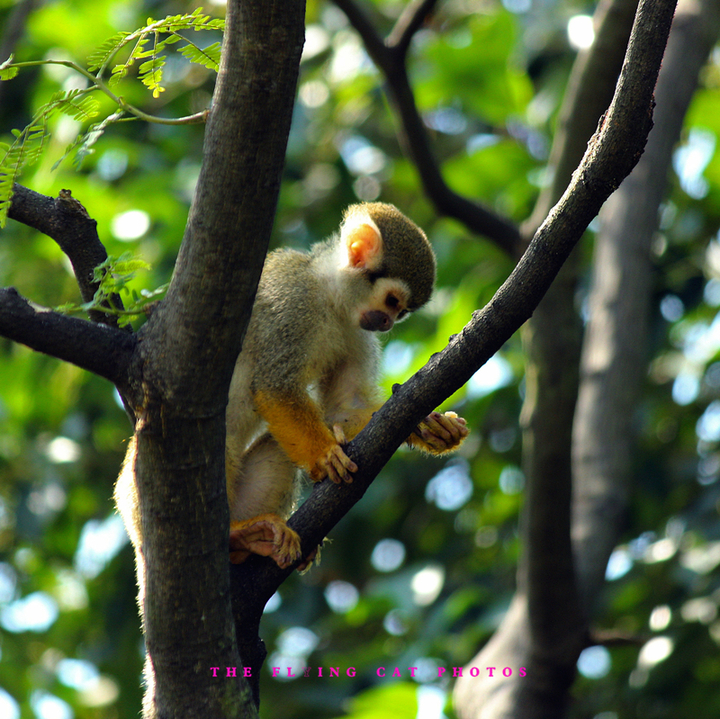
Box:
left=409, top=411, right=469, bottom=454
left=229, top=513, right=302, bottom=569
left=309, top=425, right=357, bottom=484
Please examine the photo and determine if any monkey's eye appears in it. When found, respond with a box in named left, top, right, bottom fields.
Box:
left=397, top=309, right=409, bottom=320
left=386, top=295, right=400, bottom=309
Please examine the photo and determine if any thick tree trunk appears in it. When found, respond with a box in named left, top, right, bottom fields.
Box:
left=572, top=0, right=720, bottom=614
left=453, top=0, right=700, bottom=716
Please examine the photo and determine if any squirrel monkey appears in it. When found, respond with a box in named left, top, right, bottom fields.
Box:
left=224, top=202, right=468, bottom=568
left=115, top=203, right=467, bottom=570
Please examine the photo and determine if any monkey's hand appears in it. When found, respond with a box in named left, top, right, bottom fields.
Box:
left=309, top=424, right=357, bottom=484
left=229, top=513, right=302, bottom=569
left=407, top=411, right=468, bottom=455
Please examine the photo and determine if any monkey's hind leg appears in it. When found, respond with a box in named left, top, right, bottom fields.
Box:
left=227, top=433, right=302, bottom=569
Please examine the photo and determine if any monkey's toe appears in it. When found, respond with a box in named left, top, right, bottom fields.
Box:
left=229, top=514, right=302, bottom=568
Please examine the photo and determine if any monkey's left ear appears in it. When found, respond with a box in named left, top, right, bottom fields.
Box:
left=343, top=218, right=384, bottom=271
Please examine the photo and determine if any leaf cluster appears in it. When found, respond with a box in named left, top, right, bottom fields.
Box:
left=0, top=89, right=101, bottom=226
left=55, top=253, right=168, bottom=327
left=89, top=8, right=224, bottom=93
left=0, top=7, right=224, bottom=227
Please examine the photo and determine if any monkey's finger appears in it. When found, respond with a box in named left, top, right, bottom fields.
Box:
left=333, top=424, right=348, bottom=446
left=317, top=453, right=341, bottom=483
left=435, top=412, right=469, bottom=441
left=414, top=423, right=446, bottom=451
left=229, top=521, right=276, bottom=549
left=443, top=411, right=467, bottom=426
left=274, top=530, right=302, bottom=569
left=327, top=444, right=356, bottom=483
left=421, top=412, right=453, bottom=443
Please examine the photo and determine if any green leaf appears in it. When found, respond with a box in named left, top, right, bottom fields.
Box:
left=52, top=110, right=125, bottom=171
left=138, top=55, right=166, bottom=97
left=0, top=54, right=18, bottom=81
left=179, top=41, right=221, bottom=71
left=86, top=31, right=131, bottom=72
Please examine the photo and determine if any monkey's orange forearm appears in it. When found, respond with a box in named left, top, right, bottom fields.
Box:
left=253, top=390, right=336, bottom=473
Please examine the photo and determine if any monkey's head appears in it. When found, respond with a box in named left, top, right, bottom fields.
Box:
left=340, top=202, right=436, bottom=332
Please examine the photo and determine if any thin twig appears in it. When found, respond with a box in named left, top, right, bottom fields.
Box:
left=387, top=0, right=440, bottom=57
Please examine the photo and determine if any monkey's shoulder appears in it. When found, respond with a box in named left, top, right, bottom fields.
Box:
left=256, top=248, right=320, bottom=309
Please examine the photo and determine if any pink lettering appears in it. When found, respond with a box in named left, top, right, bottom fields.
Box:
left=226, top=667, right=237, bottom=678
left=244, top=667, right=252, bottom=678
left=347, top=667, right=356, bottom=677
left=487, top=667, right=495, bottom=678
left=377, top=667, right=386, bottom=677
left=210, top=667, right=220, bottom=677
left=272, top=667, right=280, bottom=677
left=408, top=667, right=418, bottom=678
left=437, top=667, right=446, bottom=678
left=452, top=667, right=463, bottom=677
left=503, top=667, right=512, bottom=677
left=286, top=667, right=295, bottom=678
left=470, top=667, right=480, bottom=677
left=330, top=667, right=339, bottom=678
left=304, top=667, right=311, bottom=678
left=392, top=667, right=401, bottom=678
left=317, top=667, right=323, bottom=678
left=519, top=667, right=527, bottom=677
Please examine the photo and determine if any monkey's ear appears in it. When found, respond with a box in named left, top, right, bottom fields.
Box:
left=344, top=222, right=383, bottom=270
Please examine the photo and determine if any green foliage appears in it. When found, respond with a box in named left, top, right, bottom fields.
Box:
left=100, top=9, right=224, bottom=91
left=52, top=110, right=126, bottom=171
left=2, top=1, right=720, bottom=719
left=335, top=682, right=418, bottom=719
left=0, top=90, right=102, bottom=226
left=0, top=54, right=19, bottom=80
left=0, top=7, right=224, bottom=226
left=55, top=253, right=168, bottom=327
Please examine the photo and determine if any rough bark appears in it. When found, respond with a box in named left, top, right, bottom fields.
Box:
left=7, top=184, right=126, bottom=325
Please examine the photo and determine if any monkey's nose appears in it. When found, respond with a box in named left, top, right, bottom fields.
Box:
left=360, top=310, right=393, bottom=332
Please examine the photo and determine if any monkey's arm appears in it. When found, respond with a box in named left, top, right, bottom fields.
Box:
left=321, top=359, right=468, bottom=456
left=253, top=389, right=357, bottom=483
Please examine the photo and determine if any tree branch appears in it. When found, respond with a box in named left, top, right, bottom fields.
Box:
left=504, top=1, right=643, bottom=714
left=455, top=0, right=680, bottom=716
left=7, top=184, right=125, bottom=326
left=121, top=1, right=307, bottom=714
left=137, top=1, right=306, bottom=415
left=387, top=0, right=439, bottom=58
left=0, top=287, right=135, bottom=385
left=333, top=0, right=522, bottom=254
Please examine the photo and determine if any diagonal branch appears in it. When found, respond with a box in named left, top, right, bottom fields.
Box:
left=333, top=0, right=522, bottom=254
left=523, top=0, right=641, bottom=237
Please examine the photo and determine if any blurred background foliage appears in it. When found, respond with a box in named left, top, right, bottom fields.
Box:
left=0, top=0, right=719, bottom=718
